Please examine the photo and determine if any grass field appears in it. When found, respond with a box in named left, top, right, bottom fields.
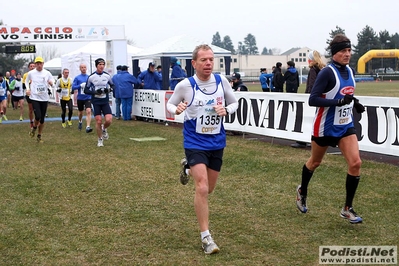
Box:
left=0, top=83, right=398, bottom=265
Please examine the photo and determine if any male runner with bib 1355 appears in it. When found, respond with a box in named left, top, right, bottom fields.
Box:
left=167, top=44, right=238, bottom=255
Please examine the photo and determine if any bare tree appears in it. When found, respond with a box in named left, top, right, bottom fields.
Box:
left=271, top=48, right=281, bottom=55
left=34, top=45, right=61, bottom=61
left=126, top=38, right=136, bottom=46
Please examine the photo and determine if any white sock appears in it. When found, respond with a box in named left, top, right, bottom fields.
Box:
left=201, top=230, right=210, bottom=240
left=185, top=169, right=190, bottom=176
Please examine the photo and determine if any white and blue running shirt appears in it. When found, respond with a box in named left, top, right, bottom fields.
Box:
left=167, top=74, right=238, bottom=150
left=312, top=64, right=355, bottom=137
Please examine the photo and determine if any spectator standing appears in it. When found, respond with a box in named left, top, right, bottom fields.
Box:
left=72, top=63, right=93, bottom=133
left=231, top=72, right=248, bottom=91
left=56, top=68, right=73, bottom=128
left=112, top=65, right=122, bottom=119
left=167, top=44, right=238, bottom=255
left=284, top=61, right=300, bottom=93
left=170, top=57, right=187, bottom=90
left=156, top=65, right=163, bottom=90
left=272, top=62, right=284, bottom=92
left=305, top=50, right=326, bottom=93
left=118, top=65, right=138, bottom=120
left=25, top=56, right=55, bottom=143
left=259, top=68, right=273, bottom=92
left=9, top=72, right=25, bottom=121
left=292, top=50, right=326, bottom=148
left=270, top=66, right=276, bottom=91
left=137, top=62, right=162, bottom=90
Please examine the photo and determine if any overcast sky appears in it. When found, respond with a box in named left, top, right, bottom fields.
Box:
left=1, top=0, right=398, bottom=56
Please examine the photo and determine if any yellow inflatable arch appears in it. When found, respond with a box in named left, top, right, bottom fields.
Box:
left=357, top=49, right=399, bottom=74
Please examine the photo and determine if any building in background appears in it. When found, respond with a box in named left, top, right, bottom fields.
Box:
left=214, top=47, right=327, bottom=79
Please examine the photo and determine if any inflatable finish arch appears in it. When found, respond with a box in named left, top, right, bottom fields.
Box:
left=357, top=49, right=399, bottom=74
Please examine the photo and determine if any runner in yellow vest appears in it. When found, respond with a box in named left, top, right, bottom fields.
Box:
left=56, top=68, right=73, bottom=128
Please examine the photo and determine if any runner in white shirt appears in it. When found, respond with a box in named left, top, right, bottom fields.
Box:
left=25, top=56, right=55, bottom=143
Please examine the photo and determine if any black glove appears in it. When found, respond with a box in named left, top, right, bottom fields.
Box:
left=56, top=88, right=62, bottom=93
left=15, top=86, right=20, bottom=91
left=103, top=88, right=109, bottom=94
left=354, top=98, right=365, bottom=113
left=48, top=88, right=52, bottom=96
left=96, top=88, right=103, bottom=95
left=337, top=94, right=354, bottom=106
left=70, top=89, right=74, bottom=94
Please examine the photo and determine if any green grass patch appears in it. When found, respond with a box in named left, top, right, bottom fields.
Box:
left=246, top=80, right=399, bottom=97
left=0, top=99, right=398, bottom=265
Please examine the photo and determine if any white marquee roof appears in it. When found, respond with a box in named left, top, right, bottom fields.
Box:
left=45, top=57, right=61, bottom=68
left=62, top=41, right=143, bottom=56
left=131, top=35, right=231, bottom=60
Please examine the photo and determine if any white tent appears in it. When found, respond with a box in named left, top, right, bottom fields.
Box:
left=44, top=57, right=62, bottom=76
left=61, top=41, right=144, bottom=79
left=45, top=57, right=61, bottom=68
left=131, top=35, right=231, bottom=60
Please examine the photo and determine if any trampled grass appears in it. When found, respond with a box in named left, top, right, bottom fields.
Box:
left=0, top=98, right=398, bottom=265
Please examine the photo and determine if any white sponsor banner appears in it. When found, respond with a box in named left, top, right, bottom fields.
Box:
left=0, top=25, right=125, bottom=42
left=319, top=246, right=397, bottom=264
left=52, top=89, right=397, bottom=157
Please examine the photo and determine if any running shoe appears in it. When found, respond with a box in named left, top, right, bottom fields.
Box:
left=2, top=115, right=8, bottom=121
left=78, top=122, right=82, bottom=130
left=19, top=116, right=23, bottom=121
left=340, top=206, right=363, bottom=224
left=29, top=127, right=36, bottom=138
left=102, top=129, right=109, bottom=140
left=202, top=235, right=220, bottom=255
left=67, top=120, right=72, bottom=127
left=179, top=158, right=190, bottom=185
left=296, top=185, right=308, bottom=213
left=97, top=138, right=104, bottom=147
left=37, top=135, right=44, bottom=143
left=62, top=123, right=66, bottom=128
left=86, top=126, right=93, bottom=133
left=0, top=117, right=2, bottom=124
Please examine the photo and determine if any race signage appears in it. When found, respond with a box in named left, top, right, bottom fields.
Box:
left=0, top=25, right=125, bottom=42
